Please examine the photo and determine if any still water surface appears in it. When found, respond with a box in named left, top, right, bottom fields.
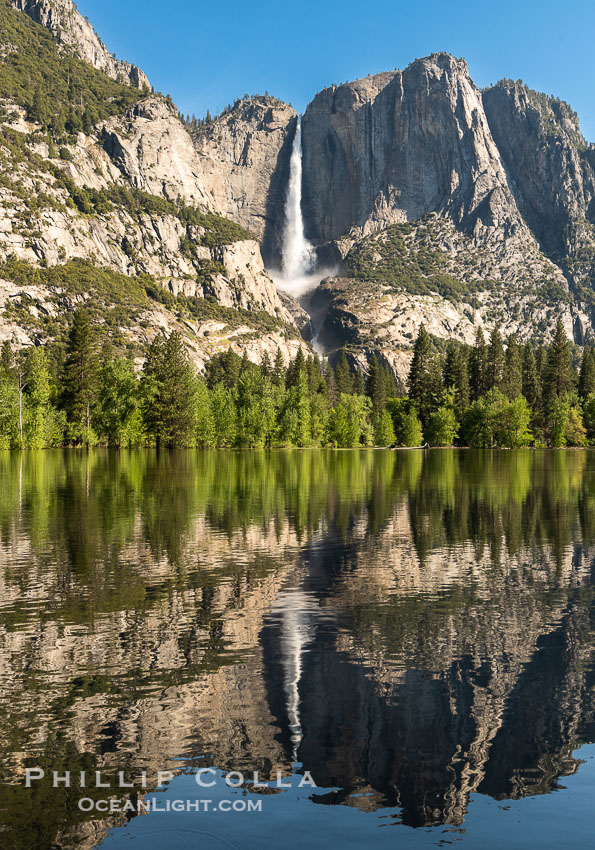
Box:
left=0, top=449, right=594, bottom=848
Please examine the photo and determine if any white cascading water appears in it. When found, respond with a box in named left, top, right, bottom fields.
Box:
left=277, top=117, right=316, bottom=296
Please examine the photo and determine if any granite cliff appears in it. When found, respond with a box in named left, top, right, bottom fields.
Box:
left=2, top=1, right=595, bottom=378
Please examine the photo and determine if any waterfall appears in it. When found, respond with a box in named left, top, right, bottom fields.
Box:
left=278, top=117, right=315, bottom=293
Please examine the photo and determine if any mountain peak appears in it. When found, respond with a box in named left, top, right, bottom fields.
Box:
left=10, top=0, right=149, bottom=88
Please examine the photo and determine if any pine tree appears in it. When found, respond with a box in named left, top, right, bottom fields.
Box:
left=443, top=341, right=469, bottom=419
left=272, top=348, right=286, bottom=387
left=469, top=328, right=487, bottom=401
left=286, top=348, right=307, bottom=388
left=204, top=349, right=242, bottom=389
left=578, top=347, right=595, bottom=400
left=260, top=351, right=272, bottom=377
left=60, top=308, right=99, bottom=444
left=140, top=332, right=198, bottom=447
left=521, top=344, right=540, bottom=409
left=0, top=340, right=14, bottom=378
left=503, top=335, right=523, bottom=400
left=325, top=361, right=338, bottom=407
left=407, top=325, right=442, bottom=429
left=366, top=355, right=388, bottom=414
left=306, top=355, right=325, bottom=396
left=334, top=351, right=352, bottom=395
left=543, top=319, right=575, bottom=405
left=486, top=328, right=505, bottom=392
left=352, top=370, right=365, bottom=395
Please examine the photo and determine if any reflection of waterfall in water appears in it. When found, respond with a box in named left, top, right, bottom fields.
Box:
left=270, top=588, right=326, bottom=760
left=273, top=118, right=336, bottom=354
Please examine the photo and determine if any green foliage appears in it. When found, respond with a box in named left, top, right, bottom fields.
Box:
left=327, top=394, right=373, bottom=448
left=59, top=307, right=100, bottom=444
left=426, top=404, right=459, bottom=447
left=583, top=393, right=595, bottom=445
left=401, top=409, right=424, bottom=447
left=140, top=332, right=198, bottom=447
left=407, top=325, right=442, bottom=430
left=0, top=257, right=289, bottom=346
left=463, top=389, right=533, bottom=448
left=374, top=409, right=396, bottom=447
left=346, top=221, right=477, bottom=301
left=0, top=313, right=590, bottom=451
left=66, top=184, right=254, bottom=245
left=95, top=353, right=142, bottom=447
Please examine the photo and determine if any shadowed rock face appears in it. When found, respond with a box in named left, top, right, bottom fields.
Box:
left=300, top=54, right=524, bottom=245
left=9, top=0, right=149, bottom=88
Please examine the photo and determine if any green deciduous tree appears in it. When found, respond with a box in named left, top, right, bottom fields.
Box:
left=96, top=355, right=141, bottom=447
left=374, top=409, right=396, bottom=447
left=25, top=347, right=63, bottom=448
left=327, top=394, right=373, bottom=447
left=426, top=404, right=459, bottom=447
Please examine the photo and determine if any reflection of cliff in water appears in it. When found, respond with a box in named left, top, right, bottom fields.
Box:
left=0, top=450, right=594, bottom=845
left=262, top=525, right=595, bottom=826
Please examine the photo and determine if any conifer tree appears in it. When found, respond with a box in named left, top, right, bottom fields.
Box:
left=286, top=348, right=307, bottom=388
left=443, top=341, right=469, bottom=419
left=334, top=351, right=352, bottom=396
left=543, top=319, right=575, bottom=405
left=141, top=332, right=198, bottom=447
left=486, top=328, right=505, bottom=392
left=352, top=370, right=364, bottom=395
left=0, top=340, right=14, bottom=378
left=260, top=351, right=272, bottom=376
left=407, top=325, right=442, bottom=429
left=366, top=355, right=388, bottom=415
left=503, top=335, right=523, bottom=400
left=469, top=328, right=487, bottom=401
left=272, top=348, right=286, bottom=387
left=60, top=308, right=99, bottom=444
left=578, top=347, right=595, bottom=400
left=521, top=344, right=540, bottom=409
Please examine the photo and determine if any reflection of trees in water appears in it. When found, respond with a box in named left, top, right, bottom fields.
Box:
left=0, top=450, right=594, bottom=843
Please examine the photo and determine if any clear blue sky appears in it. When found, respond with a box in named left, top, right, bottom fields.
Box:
left=77, top=0, right=595, bottom=142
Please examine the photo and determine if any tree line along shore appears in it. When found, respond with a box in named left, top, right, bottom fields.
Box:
left=0, top=308, right=594, bottom=450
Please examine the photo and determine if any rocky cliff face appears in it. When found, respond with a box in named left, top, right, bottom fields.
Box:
left=101, top=98, right=214, bottom=209
left=482, top=80, right=595, bottom=292
left=10, top=0, right=150, bottom=88
left=301, top=55, right=524, bottom=245
left=294, top=54, right=595, bottom=360
left=191, top=96, right=296, bottom=265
